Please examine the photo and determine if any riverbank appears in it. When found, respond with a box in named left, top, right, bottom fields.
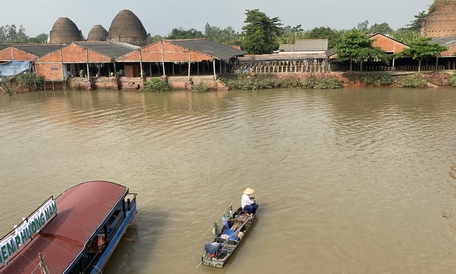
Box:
left=219, top=71, right=456, bottom=90
left=3, top=71, right=456, bottom=95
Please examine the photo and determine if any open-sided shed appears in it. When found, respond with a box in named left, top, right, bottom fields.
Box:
left=116, top=39, right=246, bottom=79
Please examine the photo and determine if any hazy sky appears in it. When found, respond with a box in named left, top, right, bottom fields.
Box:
left=4, top=0, right=433, bottom=38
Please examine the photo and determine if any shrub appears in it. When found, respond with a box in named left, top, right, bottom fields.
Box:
left=16, top=72, right=44, bottom=91
left=143, top=78, right=171, bottom=92
left=361, top=75, right=375, bottom=85
left=377, top=73, right=394, bottom=86
left=192, top=82, right=209, bottom=93
left=313, top=77, right=343, bottom=89
left=397, top=74, right=427, bottom=88
left=449, top=73, right=456, bottom=88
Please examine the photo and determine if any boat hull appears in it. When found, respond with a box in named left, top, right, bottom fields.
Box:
left=202, top=206, right=255, bottom=268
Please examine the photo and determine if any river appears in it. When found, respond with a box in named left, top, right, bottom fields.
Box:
left=1, top=87, right=456, bottom=273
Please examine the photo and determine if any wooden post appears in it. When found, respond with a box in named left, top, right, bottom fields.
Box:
left=213, top=59, right=216, bottom=80
left=60, top=49, right=66, bottom=90
left=161, top=40, right=166, bottom=76
left=139, top=49, right=143, bottom=78
left=86, top=49, right=90, bottom=80
left=188, top=52, right=191, bottom=81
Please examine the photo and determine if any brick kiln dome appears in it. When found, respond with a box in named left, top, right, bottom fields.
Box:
left=49, top=17, right=82, bottom=44
left=87, top=25, right=108, bottom=41
left=422, top=0, right=456, bottom=38
left=107, top=9, right=149, bottom=46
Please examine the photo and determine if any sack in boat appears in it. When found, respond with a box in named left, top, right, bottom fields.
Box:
left=204, top=242, right=221, bottom=255
left=221, top=229, right=239, bottom=241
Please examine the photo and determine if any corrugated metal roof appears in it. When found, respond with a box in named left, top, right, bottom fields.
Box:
left=294, top=39, right=328, bottom=51
left=76, top=41, right=140, bottom=58
left=168, top=39, right=246, bottom=60
left=279, top=44, right=295, bottom=51
left=237, top=52, right=327, bottom=62
left=13, top=44, right=65, bottom=57
left=432, top=36, right=456, bottom=47
left=278, top=39, right=328, bottom=52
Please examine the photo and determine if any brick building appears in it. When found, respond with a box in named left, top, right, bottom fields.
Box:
left=26, top=39, right=245, bottom=90
left=0, top=44, right=64, bottom=62
left=422, top=0, right=456, bottom=38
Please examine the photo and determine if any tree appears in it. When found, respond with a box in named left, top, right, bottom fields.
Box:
left=241, top=9, right=283, bottom=54
left=0, top=24, right=29, bottom=43
left=407, top=11, right=427, bottom=31
left=391, top=29, right=420, bottom=45
left=357, top=20, right=369, bottom=32
left=166, top=27, right=204, bottom=39
left=204, top=23, right=242, bottom=46
left=397, top=37, right=447, bottom=73
left=279, top=25, right=308, bottom=44
left=335, top=30, right=389, bottom=72
left=308, top=27, right=342, bottom=49
left=27, top=33, right=49, bottom=43
left=368, top=23, right=393, bottom=34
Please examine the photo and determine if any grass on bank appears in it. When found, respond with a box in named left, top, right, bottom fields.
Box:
left=140, top=72, right=456, bottom=93
left=219, top=74, right=343, bottom=90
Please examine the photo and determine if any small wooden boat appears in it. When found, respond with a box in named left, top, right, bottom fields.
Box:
left=0, top=180, right=137, bottom=274
left=201, top=203, right=255, bottom=268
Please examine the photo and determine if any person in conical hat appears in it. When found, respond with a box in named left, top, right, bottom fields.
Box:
left=241, top=187, right=258, bottom=215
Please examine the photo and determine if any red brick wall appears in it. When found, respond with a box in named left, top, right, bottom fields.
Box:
left=422, top=0, right=456, bottom=37
left=35, top=63, right=63, bottom=80
left=371, top=34, right=408, bottom=53
left=0, top=47, right=38, bottom=61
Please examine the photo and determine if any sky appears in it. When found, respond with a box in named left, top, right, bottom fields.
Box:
left=3, top=0, right=433, bottom=38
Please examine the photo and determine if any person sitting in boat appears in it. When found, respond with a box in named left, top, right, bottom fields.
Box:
left=241, top=187, right=258, bottom=215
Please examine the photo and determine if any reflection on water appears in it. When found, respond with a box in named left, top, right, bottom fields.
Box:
left=1, top=88, right=456, bottom=273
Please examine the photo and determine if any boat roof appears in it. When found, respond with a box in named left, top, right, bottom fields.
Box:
left=0, top=180, right=128, bottom=273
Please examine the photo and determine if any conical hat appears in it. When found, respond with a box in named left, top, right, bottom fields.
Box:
left=244, top=187, right=254, bottom=195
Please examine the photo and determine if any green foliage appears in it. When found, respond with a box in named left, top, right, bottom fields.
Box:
left=397, top=74, right=427, bottom=88
left=16, top=72, right=44, bottom=91
left=368, top=23, right=393, bottom=34
left=312, top=77, right=343, bottom=89
left=398, top=37, right=448, bottom=59
left=361, top=73, right=393, bottom=86
left=307, top=27, right=343, bottom=49
left=406, top=11, right=428, bottom=31
left=241, top=9, right=283, bottom=54
left=192, top=82, right=209, bottom=93
left=143, top=78, right=171, bottom=92
left=397, top=37, right=448, bottom=72
left=357, top=20, right=370, bottom=32
left=361, top=75, right=375, bottom=85
left=279, top=26, right=309, bottom=45
left=377, top=73, right=394, bottom=86
left=204, top=23, right=243, bottom=46
left=391, top=29, right=420, bottom=45
left=219, top=75, right=342, bottom=90
left=166, top=27, right=204, bottom=39
left=335, top=30, right=389, bottom=72
left=449, top=74, right=456, bottom=88
left=28, top=33, right=49, bottom=43
left=0, top=24, right=28, bottom=43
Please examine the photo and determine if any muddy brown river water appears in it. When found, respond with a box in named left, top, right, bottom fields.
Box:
left=1, top=88, right=456, bottom=273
